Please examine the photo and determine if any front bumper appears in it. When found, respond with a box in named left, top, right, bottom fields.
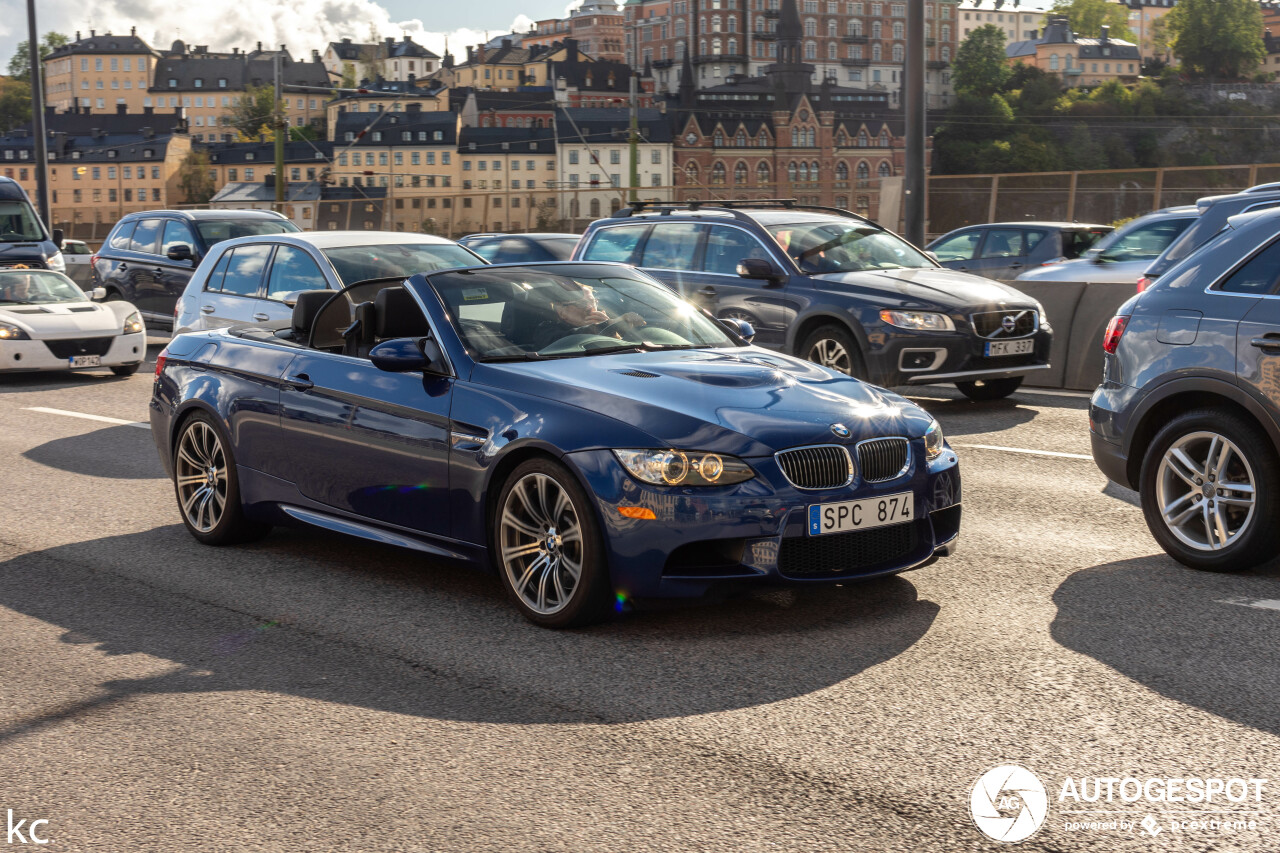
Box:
left=868, top=325, right=1052, bottom=387
left=568, top=443, right=962, bottom=601
left=0, top=332, right=146, bottom=372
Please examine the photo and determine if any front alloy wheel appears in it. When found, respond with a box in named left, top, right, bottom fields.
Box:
left=1140, top=410, right=1280, bottom=571
left=800, top=325, right=865, bottom=379
left=495, top=459, right=610, bottom=627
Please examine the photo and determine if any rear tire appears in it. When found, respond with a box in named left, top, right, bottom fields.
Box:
left=493, top=458, right=613, bottom=628
left=172, top=411, right=271, bottom=546
left=800, top=325, right=866, bottom=379
left=956, top=376, right=1022, bottom=401
left=1139, top=409, right=1280, bottom=572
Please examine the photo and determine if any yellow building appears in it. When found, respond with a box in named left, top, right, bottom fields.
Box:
left=1006, top=17, right=1141, bottom=86
left=43, top=29, right=160, bottom=114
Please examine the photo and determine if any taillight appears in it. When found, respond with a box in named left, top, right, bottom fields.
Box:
left=1136, top=276, right=1150, bottom=293
left=154, top=347, right=168, bottom=378
left=1103, top=316, right=1129, bottom=355
left=89, top=253, right=99, bottom=266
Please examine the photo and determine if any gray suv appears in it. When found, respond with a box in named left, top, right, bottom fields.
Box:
left=1139, top=188, right=1280, bottom=290
left=1091, top=205, right=1280, bottom=570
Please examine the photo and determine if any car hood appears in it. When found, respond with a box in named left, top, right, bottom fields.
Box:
left=812, top=267, right=1038, bottom=310
left=475, top=347, right=934, bottom=457
left=0, top=243, right=49, bottom=263
left=0, top=302, right=126, bottom=336
left=1014, top=256, right=1149, bottom=284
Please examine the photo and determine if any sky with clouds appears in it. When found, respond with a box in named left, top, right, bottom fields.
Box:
left=1, top=0, right=607, bottom=75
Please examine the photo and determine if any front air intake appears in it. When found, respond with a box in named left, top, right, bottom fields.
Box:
left=775, top=445, right=854, bottom=490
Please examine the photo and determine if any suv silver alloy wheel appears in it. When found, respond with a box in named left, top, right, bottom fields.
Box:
left=176, top=420, right=227, bottom=533
left=808, top=337, right=852, bottom=374
left=1155, top=430, right=1256, bottom=552
left=499, top=472, right=584, bottom=616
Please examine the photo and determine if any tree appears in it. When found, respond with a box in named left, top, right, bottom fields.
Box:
left=0, top=76, right=31, bottom=132
left=1166, top=0, right=1264, bottom=79
left=7, top=32, right=69, bottom=78
left=1149, top=16, right=1172, bottom=62
left=230, top=84, right=279, bottom=141
left=1048, top=0, right=1133, bottom=41
left=953, top=25, right=1011, bottom=99
left=177, top=149, right=215, bottom=204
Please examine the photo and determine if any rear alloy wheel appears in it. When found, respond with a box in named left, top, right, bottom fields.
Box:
left=956, top=376, right=1023, bottom=401
left=173, top=412, right=270, bottom=546
left=1140, top=410, right=1280, bottom=572
left=494, top=458, right=611, bottom=628
left=800, top=325, right=865, bottom=379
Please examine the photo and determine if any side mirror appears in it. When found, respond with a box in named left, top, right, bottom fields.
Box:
left=167, top=244, right=195, bottom=262
left=719, top=317, right=756, bottom=343
left=924, top=250, right=940, bottom=262
left=736, top=257, right=784, bottom=283
left=370, top=336, right=449, bottom=375
left=52, top=228, right=64, bottom=248
left=91, top=286, right=107, bottom=300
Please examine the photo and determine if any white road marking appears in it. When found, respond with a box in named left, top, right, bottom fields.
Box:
left=25, top=406, right=151, bottom=430
left=954, top=443, right=1092, bottom=460
left=1219, top=597, right=1280, bottom=612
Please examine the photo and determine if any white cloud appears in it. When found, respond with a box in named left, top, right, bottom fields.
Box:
left=4, top=0, right=533, bottom=68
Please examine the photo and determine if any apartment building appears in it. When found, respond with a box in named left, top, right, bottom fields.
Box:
left=43, top=29, right=160, bottom=114
left=956, top=0, right=1055, bottom=44
left=624, top=0, right=960, bottom=109
left=322, top=37, right=441, bottom=85
left=325, top=79, right=449, bottom=131
left=456, top=126, right=559, bottom=232
left=1006, top=17, right=1141, bottom=84
left=202, top=140, right=334, bottom=189
left=554, top=107, right=674, bottom=221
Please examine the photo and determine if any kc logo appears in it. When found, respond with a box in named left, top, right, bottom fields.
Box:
left=6, top=811, right=49, bottom=845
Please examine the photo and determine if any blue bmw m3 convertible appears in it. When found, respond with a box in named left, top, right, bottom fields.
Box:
left=150, top=261, right=961, bottom=627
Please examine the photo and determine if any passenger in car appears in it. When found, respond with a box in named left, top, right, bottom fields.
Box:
left=526, top=281, right=645, bottom=350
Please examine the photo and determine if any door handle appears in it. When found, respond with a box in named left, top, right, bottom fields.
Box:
left=252, top=312, right=270, bottom=321
left=1250, top=336, right=1280, bottom=351
left=697, top=286, right=717, bottom=296
left=286, top=373, right=313, bottom=390
left=200, top=305, right=216, bottom=314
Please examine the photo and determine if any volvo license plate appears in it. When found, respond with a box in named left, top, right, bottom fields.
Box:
left=808, top=492, right=913, bottom=535
left=68, top=355, right=101, bottom=368
left=985, top=339, right=1034, bottom=357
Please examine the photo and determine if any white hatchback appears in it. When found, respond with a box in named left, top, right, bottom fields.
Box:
left=173, top=232, right=486, bottom=335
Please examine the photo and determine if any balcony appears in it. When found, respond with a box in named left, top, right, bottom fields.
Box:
left=652, top=58, right=674, bottom=68
left=927, top=59, right=949, bottom=69
left=752, top=29, right=777, bottom=39
left=841, top=57, right=871, bottom=66
left=693, top=53, right=749, bottom=64
left=842, top=34, right=868, bottom=43
left=763, top=9, right=780, bottom=17
left=1063, top=66, right=1082, bottom=74
left=926, top=37, right=936, bottom=46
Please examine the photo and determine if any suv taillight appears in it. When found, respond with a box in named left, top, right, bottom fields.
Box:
left=1103, top=316, right=1129, bottom=355
left=154, top=347, right=168, bottom=378
left=1136, top=276, right=1150, bottom=293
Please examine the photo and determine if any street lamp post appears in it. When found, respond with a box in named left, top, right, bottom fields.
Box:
left=25, top=0, right=51, bottom=232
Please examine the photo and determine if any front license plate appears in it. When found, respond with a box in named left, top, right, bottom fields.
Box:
left=68, top=355, right=101, bottom=368
left=808, top=491, right=913, bottom=535
left=985, top=338, right=1034, bottom=357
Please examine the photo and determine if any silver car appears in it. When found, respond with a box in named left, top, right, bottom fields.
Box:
left=173, top=232, right=485, bottom=334
left=1014, top=206, right=1197, bottom=286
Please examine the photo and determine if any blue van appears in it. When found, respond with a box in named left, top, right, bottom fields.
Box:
left=0, top=177, right=65, bottom=275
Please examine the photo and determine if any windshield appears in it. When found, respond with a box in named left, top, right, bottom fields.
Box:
left=1089, top=218, right=1193, bottom=262
left=0, top=201, right=47, bottom=242
left=195, top=219, right=300, bottom=247
left=323, top=243, right=481, bottom=285
left=429, top=266, right=738, bottom=360
left=766, top=221, right=933, bottom=273
left=0, top=270, right=87, bottom=304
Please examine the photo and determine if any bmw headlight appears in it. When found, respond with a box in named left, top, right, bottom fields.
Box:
left=879, top=309, right=955, bottom=332
left=924, top=419, right=946, bottom=461
left=123, top=311, right=144, bottom=335
left=614, top=449, right=755, bottom=486
left=46, top=252, right=65, bottom=272
left=0, top=322, right=30, bottom=340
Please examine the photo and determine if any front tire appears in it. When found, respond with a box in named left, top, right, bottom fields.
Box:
left=111, top=362, right=141, bottom=377
left=800, top=324, right=865, bottom=379
left=956, top=376, right=1022, bottom=401
left=1139, top=409, right=1280, bottom=572
left=493, top=458, right=612, bottom=628
left=173, top=411, right=270, bottom=546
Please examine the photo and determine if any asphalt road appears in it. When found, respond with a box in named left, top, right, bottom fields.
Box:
left=2, top=349, right=1279, bottom=852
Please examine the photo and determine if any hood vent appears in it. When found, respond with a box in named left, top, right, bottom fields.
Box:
left=68, top=305, right=98, bottom=312
left=616, top=369, right=659, bottom=378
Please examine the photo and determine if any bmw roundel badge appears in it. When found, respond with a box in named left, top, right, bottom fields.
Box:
left=830, top=423, right=851, bottom=438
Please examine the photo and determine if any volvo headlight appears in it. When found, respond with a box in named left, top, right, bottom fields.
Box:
left=924, top=419, right=946, bottom=461
left=123, top=311, right=144, bottom=335
left=614, top=449, right=755, bottom=486
left=879, top=309, right=955, bottom=332
left=0, top=322, right=30, bottom=340
left=47, top=252, right=66, bottom=272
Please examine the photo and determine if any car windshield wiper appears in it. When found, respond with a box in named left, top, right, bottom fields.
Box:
left=477, top=352, right=548, bottom=362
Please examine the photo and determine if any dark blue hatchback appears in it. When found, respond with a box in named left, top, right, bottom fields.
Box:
left=574, top=201, right=1052, bottom=401
left=150, top=262, right=962, bottom=627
